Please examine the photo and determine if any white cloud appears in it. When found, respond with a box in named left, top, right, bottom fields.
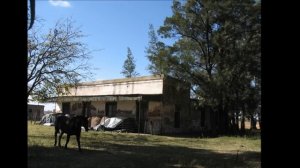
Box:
left=49, top=0, right=71, bottom=8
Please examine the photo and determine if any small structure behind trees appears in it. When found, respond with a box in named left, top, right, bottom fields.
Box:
left=28, top=104, right=44, bottom=123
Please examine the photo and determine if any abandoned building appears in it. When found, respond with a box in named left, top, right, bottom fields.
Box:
left=28, top=104, right=44, bottom=121
left=48, top=75, right=214, bottom=135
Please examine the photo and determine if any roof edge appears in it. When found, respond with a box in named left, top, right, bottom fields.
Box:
left=78, top=75, right=165, bottom=86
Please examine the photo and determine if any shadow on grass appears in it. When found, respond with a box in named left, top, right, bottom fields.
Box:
left=28, top=141, right=260, bottom=168
left=162, top=129, right=261, bottom=139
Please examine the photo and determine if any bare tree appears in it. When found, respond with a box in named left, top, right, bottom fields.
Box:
left=28, top=18, right=93, bottom=101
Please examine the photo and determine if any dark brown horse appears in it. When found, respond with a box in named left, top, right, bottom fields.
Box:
left=54, top=115, right=89, bottom=152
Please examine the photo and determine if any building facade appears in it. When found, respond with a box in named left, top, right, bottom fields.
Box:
left=49, top=75, right=195, bottom=134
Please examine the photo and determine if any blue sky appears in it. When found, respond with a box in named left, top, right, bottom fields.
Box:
left=35, top=0, right=174, bottom=81
left=33, top=0, right=174, bottom=110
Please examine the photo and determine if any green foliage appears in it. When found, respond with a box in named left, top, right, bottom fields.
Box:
left=147, top=0, right=261, bottom=134
left=121, top=47, right=139, bottom=78
left=145, top=24, right=171, bottom=75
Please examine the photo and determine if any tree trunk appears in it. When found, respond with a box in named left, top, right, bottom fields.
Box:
left=218, top=106, right=229, bottom=135
left=210, top=107, right=217, bottom=137
left=258, top=110, right=261, bottom=129
left=250, top=114, right=257, bottom=130
left=224, top=105, right=229, bottom=134
left=218, top=104, right=224, bottom=135
left=234, top=111, right=239, bottom=135
left=240, top=105, right=246, bottom=135
left=216, top=93, right=230, bottom=135
left=258, top=116, right=261, bottom=130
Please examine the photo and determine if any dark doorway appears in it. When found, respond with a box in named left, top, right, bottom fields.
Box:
left=62, top=102, right=70, bottom=114
left=136, top=100, right=147, bottom=133
left=174, top=105, right=180, bottom=128
left=82, top=101, right=91, bottom=117
left=105, top=102, right=117, bottom=117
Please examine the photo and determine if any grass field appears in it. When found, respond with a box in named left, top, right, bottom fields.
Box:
left=28, top=122, right=261, bottom=168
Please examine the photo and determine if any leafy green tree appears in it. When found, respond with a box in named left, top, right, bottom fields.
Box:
left=154, top=0, right=261, bottom=135
left=146, top=24, right=170, bottom=75
left=121, top=47, right=139, bottom=78
left=214, top=0, right=261, bottom=134
left=28, top=18, right=93, bottom=101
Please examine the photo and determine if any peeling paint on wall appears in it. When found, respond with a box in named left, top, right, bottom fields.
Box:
left=148, top=101, right=161, bottom=117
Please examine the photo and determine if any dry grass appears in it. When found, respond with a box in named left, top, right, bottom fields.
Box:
left=28, top=122, right=260, bottom=168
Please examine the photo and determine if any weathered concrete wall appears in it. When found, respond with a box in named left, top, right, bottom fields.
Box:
left=116, top=101, right=136, bottom=117
left=161, top=105, right=178, bottom=134
left=161, top=77, right=191, bottom=134
left=91, top=101, right=106, bottom=116
left=65, top=79, right=163, bottom=96
left=146, top=101, right=162, bottom=134
left=142, top=77, right=191, bottom=134
left=189, top=103, right=203, bottom=133
left=148, top=101, right=162, bottom=117
left=146, top=117, right=161, bottom=135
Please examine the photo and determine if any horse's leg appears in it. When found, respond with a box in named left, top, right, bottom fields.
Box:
left=76, top=134, right=81, bottom=152
left=54, top=129, right=58, bottom=146
left=65, top=134, right=70, bottom=149
left=58, top=132, right=64, bottom=147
